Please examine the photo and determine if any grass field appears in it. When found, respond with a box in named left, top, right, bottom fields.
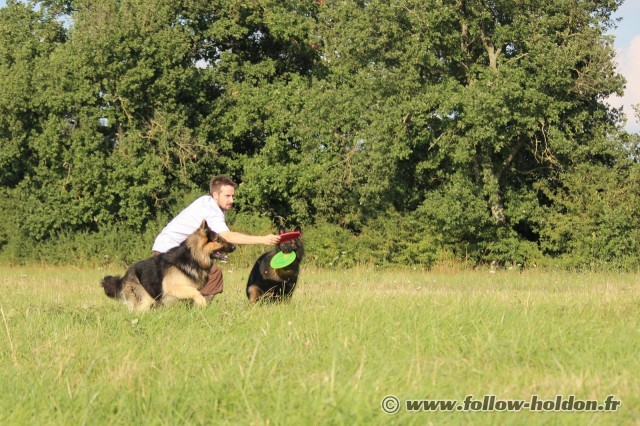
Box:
left=0, top=264, right=638, bottom=425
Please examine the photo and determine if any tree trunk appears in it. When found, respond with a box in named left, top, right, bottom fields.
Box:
left=478, top=147, right=506, bottom=225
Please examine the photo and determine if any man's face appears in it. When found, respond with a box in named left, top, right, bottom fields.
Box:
left=213, top=185, right=235, bottom=211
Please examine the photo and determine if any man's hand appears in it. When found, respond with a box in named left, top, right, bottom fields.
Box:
left=263, top=234, right=281, bottom=246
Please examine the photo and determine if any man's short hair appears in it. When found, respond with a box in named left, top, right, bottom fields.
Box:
left=210, top=175, right=237, bottom=195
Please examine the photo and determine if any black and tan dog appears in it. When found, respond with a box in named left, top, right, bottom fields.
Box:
left=101, top=220, right=235, bottom=312
left=246, top=227, right=304, bottom=303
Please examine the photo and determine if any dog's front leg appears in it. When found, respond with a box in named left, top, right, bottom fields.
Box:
left=247, top=285, right=264, bottom=304
left=164, top=283, right=208, bottom=307
left=163, top=277, right=208, bottom=308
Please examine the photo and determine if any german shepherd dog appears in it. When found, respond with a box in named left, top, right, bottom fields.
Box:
left=101, top=220, right=235, bottom=312
left=246, top=227, right=304, bottom=303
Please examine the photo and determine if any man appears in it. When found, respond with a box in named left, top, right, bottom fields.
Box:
left=152, top=175, right=281, bottom=300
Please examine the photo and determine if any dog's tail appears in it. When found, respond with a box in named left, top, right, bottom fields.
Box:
left=101, top=275, right=123, bottom=299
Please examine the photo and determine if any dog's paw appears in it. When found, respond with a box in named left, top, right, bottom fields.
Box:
left=194, top=294, right=208, bottom=308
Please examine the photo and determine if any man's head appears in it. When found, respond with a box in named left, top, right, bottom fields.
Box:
left=210, top=175, right=238, bottom=212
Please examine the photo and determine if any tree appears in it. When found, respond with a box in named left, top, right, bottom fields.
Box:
left=0, top=0, right=66, bottom=188
left=406, top=0, right=626, bottom=263
left=241, top=0, right=450, bottom=228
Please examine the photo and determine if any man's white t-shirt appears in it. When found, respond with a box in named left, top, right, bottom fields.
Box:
left=152, top=195, right=230, bottom=253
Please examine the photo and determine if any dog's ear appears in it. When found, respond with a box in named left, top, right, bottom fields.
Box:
left=199, top=219, right=209, bottom=232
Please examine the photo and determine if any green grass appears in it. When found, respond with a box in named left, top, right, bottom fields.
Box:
left=0, top=264, right=638, bottom=425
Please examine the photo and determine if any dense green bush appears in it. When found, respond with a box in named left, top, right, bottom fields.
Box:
left=537, top=163, right=640, bottom=270
left=299, top=221, right=357, bottom=268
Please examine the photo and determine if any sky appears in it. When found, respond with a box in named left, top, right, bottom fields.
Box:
left=607, top=0, right=640, bottom=133
left=0, top=0, right=639, bottom=133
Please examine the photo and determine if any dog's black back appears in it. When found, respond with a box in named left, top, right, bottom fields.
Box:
left=124, top=246, right=197, bottom=299
left=246, top=227, right=304, bottom=303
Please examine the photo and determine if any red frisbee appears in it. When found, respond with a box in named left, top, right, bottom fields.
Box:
left=279, top=231, right=301, bottom=243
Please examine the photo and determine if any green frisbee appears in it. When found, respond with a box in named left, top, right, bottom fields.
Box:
left=270, top=251, right=297, bottom=269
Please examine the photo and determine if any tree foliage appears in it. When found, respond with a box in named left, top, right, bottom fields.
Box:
left=0, top=0, right=637, bottom=269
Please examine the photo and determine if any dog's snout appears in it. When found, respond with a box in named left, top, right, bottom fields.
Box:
left=228, top=244, right=236, bottom=252
left=279, top=241, right=296, bottom=253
